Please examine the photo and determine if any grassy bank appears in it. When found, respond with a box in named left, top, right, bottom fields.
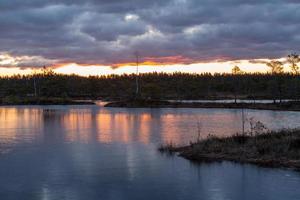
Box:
left=0, top=96, right=95, bottom=105
left=159, top=129, right=300, bottom=170
left=105, top=99, right=300, bottom=111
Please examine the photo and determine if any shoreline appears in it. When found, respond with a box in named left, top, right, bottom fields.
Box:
left=105, top=99, right=300, bottom=111
left=159, top=130, right=300, bottom=171
left=2, top=98, right=300, bottom=111
left=0, top=97, right=95, bottom=106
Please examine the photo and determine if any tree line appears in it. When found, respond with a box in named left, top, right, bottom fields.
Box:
left=1, top=72, right=299, bottom=101
left=0, top=54, right=299, bottom=102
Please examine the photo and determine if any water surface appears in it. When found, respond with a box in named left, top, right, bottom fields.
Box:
left=0, top=105, right=299, bottom=200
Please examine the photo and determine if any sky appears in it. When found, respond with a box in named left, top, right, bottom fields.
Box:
left=0, top=0, right=299, bottom=76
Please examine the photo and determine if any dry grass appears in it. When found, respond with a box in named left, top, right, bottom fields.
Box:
left=159, top=129, right=300, bottom=170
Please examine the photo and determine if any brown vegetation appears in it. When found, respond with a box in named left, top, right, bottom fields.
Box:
left=159, top=129, right=300, bottom=170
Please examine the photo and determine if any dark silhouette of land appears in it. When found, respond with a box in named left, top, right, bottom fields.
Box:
left=1, top=72, right=299, bottom=105
left=105, top=99, right=300, bottom=111
left=0, top=96, right=94, bottom=105
left=159, top=129, right=300, bottom=171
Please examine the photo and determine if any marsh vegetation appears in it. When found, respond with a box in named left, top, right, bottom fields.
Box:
left=159, top=128, right=300, bottom=170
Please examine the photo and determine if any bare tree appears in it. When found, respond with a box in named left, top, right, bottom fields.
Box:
left=33, top=76, right=37, bottom=97
left=287, top=53, right=299, bottom=74
left=232, top=65, right=243, bottom=74
left=287, top=53, right=300, bottom=101
left=266, top=61, right=284, bottom=74
left=196, top=120, right=202, bottom=142
left=241, top=108, right=246, bottom=136
left=134, top=51, right=140, bottom=98
left=266, top=61, right=284, bottom=103
left=32, top=69, right=38, bottom=97
left=231, top=66, right=242, bottom=103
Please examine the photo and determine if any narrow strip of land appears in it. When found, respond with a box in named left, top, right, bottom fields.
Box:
left=0, top=97, right=95, bottom=105
left=105, top=99, right=300, bottom=111
left=159, top=130, right=300, bottom=170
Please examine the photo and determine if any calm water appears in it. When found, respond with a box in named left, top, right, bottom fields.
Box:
left=0, top=105, right=300, bottom=200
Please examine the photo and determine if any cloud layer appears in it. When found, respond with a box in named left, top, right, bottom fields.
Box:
left=0, top=0, right=299, bottom=68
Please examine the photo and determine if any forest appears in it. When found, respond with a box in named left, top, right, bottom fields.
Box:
left=0, top=54, right=299, bottom=102
left=0, top=71, right=299, bottom=102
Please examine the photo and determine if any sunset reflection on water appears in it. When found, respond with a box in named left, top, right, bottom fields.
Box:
left=0, top=107, right=43, bottom=144
left=62, top=111, right=153, bottom=144
left=0, top=106, right=299, bottom=154
left=0, top=106, right=300, bottom=200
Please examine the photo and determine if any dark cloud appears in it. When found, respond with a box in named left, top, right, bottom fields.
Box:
left=0, top=0, right=299, bottom=68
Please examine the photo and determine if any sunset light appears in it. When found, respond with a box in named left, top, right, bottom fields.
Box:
left=0, top=58, right=292, bottom=77
left=0, top=1, right=300, bottom=199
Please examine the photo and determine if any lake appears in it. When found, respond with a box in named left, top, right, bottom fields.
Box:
left=0, top=105, right=300, bottom=200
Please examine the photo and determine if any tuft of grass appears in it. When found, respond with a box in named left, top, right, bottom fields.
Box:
left=158, top=142, right=183, bottom=155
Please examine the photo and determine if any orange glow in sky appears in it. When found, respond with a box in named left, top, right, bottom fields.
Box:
left=0, top=58, right=292, bottom=77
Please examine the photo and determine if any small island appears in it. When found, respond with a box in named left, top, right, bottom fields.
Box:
left=159, top=129, right=300, bottom=171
